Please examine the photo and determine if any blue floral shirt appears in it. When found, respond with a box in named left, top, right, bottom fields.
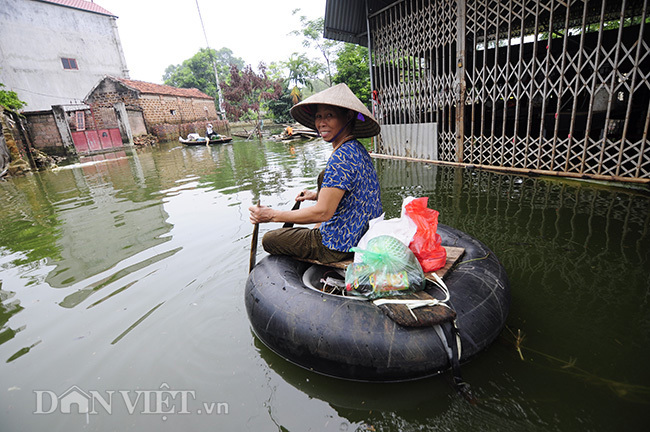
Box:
left=319, top=139, right=382, bottom=252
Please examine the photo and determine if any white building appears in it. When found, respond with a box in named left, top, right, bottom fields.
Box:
left=0, top=0, right=129, bottom=112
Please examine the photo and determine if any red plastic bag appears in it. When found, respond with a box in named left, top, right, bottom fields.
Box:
left=403, top=197, right=447, bottom=273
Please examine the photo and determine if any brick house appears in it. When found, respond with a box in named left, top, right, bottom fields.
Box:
left=23, top=101, right=130, bottom=156
left=21, top=108, right=78, bottom=157
left=20, top=76, right=229, bottom=157
left=2, top=0, right=132, bottom=160
left=2, top=1, right=228, bottom=161
left=85, top=76, right=229, bottom=142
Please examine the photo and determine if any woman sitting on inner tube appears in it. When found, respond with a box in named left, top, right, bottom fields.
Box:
left=248, top=83, right=382, bottom=264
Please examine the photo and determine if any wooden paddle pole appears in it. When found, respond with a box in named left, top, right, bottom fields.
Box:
left=250, top=192, right=304, bottom=271
left=249, top=200, right=260, bottom=273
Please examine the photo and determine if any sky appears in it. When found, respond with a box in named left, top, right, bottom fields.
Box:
left=97, top=0, right=327, bottom=84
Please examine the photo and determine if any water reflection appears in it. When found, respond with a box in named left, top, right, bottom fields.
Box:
left=255, top=322, right=556, bottom=432
left=59, top=247, right=182, bottom=308
left=379, top=160, right=650, bottom=309
left=49, top=162, right=172, bottom=288
left=379, top=159, right=650, bottom=405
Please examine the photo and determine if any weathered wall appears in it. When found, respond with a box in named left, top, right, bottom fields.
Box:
left=138, top=94, right=219, bottom=126
left=1, top=118, right=12, bottom=176
left=86, top=79, right=227, bottom=141
left=1, top=106, right=32, bottom=175
left=127, top=109, right=147, bottom=136
left=0, top=0, right=129, bottom=111
left=22, top=111, right=66, bottom=155
left=83, top=78, right=137, bottom=132
left=139, top=94, right=227, bottom=140
left=86, top=78, right=140, bottom=111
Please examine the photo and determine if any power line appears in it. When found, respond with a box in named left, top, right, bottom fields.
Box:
left=195, top=0, right=225, bottom=116
left=9, top=86, right=79, bottom=100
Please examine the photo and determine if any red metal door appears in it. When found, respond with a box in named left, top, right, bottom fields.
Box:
left=71, top=131, right=89, bottom=152
left=71, top=128, right=123, bottom=153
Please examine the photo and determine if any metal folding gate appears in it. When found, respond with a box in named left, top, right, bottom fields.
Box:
left=370, top=0, right=649, bottom=182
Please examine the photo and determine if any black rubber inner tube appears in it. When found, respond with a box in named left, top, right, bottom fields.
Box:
left=245, top=224, right=510, bottom=382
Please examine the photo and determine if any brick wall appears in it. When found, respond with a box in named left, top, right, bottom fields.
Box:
left=138, top=94, right=220, bottom=124
left=86, top=89, right=138, bottom=130
left=23, top=111, right=66, bottom=155
left=139, top=94, right=226, bottom=141
left=85, top=79, right=139, bottom=131
left=86, top=79, right=227, bottom=141
left=87, top=91, right=139, bottom=113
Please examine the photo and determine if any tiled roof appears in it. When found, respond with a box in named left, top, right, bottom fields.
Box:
left=38, top=0, right=116, bottom=17
left=116, top=78, right=214, bottom=100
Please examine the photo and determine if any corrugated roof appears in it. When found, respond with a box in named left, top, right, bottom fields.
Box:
left=37, top=0, right=117, bottom=17
left=324, top=0, right=368, bottom=46
left=325, top=0, right=642, bottom=44
left=323, top=0, right=397, bottom=46
left=117, top=78, right=214, bottom=100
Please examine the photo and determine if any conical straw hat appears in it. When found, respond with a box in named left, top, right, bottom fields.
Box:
left=290, top=83, right=380, bottom=138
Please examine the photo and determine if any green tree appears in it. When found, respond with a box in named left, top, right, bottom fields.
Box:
left=333, top=44, right=371, bottom=108
left=0, top=83, right=27, bottom=111
left=163, top=47, right=244, bottom=99
left=290, top=12, right=341, bottom=87
left=220, top=63, right=283, bottom=128
left=266, top=61, right=286, bottom=81
left=282, top=53, right=320, bottom=104
left=266, top=83, right=294, bottom=123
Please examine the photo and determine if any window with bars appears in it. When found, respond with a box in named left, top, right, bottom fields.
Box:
left=61, top=58, right=78, bottom=70
left=75, top=112, right=85, bottom=131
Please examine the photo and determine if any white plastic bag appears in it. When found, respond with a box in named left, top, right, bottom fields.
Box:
left=354, top=197, right=419, bottom=263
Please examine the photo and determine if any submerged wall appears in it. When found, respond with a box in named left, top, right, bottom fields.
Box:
left=0, top=106, right=32, bottom=175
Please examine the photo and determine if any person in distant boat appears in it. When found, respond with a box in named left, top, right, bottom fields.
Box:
left=249, top=83, right=382, bottom=264
left=286, top=125, right=293, bottom=136
left=206, top=123, right=219, bottom=139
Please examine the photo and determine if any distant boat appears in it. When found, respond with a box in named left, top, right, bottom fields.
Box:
left=179, top=135, right=233, bottom=145
left=270, top=128, right=320, bottom=142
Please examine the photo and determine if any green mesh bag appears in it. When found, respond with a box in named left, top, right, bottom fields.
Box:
left=345, top=235, right=425, bottom=299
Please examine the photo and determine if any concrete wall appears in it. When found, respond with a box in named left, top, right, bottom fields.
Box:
left=0, top=0, right=129, bottom=111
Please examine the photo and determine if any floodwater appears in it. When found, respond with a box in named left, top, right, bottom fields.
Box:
left=0, top=137, right=648, bottom=431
